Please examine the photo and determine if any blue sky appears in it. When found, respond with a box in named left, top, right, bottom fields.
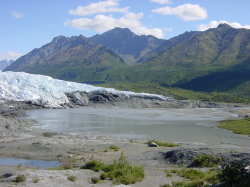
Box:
left=1, top=0, right=250, bottom=60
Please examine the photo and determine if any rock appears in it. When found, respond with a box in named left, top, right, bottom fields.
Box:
left=1, top=173, right=13, bottom=178
left=148, top=142, right=159, bottom=147
left=89, top=91, right=123, bottom=103
left=164, top=148, right=250, bottom=166
left=66, top=91, right=89, bottom=106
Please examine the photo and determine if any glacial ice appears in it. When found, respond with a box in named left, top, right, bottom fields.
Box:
left=0, top=71, right=171, bottom=107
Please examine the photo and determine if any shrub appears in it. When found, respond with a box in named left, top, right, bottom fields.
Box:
left=147, top=140, right=179, bottom=147
left=32, top=177, right=40, bottom=183
left=109, top=145, right=120, bottom=151
left=81, top=153, right=144, bottom=185
left=91, top=177, right=100, bottom=184
left=81, top=160, right=105, bottom=172
left=53, top=163, right=73, bottom=170
left=106, top=153, right=144, bottom=184
left=191, top=154, right=221, bottom=167
left=100, top=173, right=108, bottom=180
left=164, top=169, right=173, bottom=177
left=15, top=174, right=26, bottom=183
left=218, top=160, right=248, bottom=185
left=43, top=132, right=54, bottom=137
left=172, top=168, right=219, bottom=186
left=172, top=179, right=204, bottom=187
left=160, top=184, right=171, bottom=187
left=180, top=168, right=205, bottom=180
left=67, top=175, right=77, bottom=182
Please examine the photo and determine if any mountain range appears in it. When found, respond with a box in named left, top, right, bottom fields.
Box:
left=5, top=24, right=250, bottom=99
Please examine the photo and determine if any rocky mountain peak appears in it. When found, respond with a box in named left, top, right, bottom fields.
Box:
left=216, top=23, right=234, bottom=30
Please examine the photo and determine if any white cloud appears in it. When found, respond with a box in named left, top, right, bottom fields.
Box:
left=150, top=0, right=172, bottom=5
left=11, top=10, right=24, bottom=19
left=152, top=4, right=207, bottom=21
left=0, top=51, right=22, bottom=61
left=64, top=13, right=164, bottom=38
left=198, top=21, right=250, bottom=31
left=69, top=0, right=128, bottom=16
left=164, top=27, right=173, bottom=32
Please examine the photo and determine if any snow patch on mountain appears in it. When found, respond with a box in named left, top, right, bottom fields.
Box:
left=0, top=71, right=171, bottom=108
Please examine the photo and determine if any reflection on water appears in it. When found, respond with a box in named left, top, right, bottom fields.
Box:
left=0, top=158, right=60, bottom=169
left=27, top=107, right=250, bottom=146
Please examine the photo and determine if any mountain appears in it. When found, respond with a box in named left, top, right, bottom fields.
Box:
left=5, top=24, right=250, bottom=98
left=90, top=27, right=165, bottom=63
left=0, top=60, right=14, bottom=70
left=5, top=35, right=125, bottom=82
left=131, top=24, right=250, bottom=86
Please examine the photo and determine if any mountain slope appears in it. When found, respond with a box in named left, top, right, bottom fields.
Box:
left=0, top=60, right=14, bottom=70
left=132, top=24, right=250, bottom=87
left=90, top=27, right=165, bottom=63
left=6, top=35, right=125, bottom=81
left=144, top=24, right=250, bottom=69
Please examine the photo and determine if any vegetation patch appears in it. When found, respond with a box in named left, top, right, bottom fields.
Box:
left=109, top=145, right=120, bottom=152
left=67, top=175, right=77, bottom=182
left=147, top=140, right=180, bottom=147
left=43, top=132, right=55, bottom=137
left=82, top=153, right=144, bottom=185
left=15, top=174, right=26, bottom=183
left=164, top=169, right=173, bottom=177
left=91, top=177, right=100, bottom=184
left=101, top=82, right=250, bottom=103
left=219, top=117, right=250, bottom=135
left=32, top=177, right=40, bottom=183
left=170, top=168, right=219, bottom=187
left=81, top=160, right=105, bottom=172
left=52, top=163, right=73, bottom=170
left=191, top=154, right=222, bottom=167
left=218, top=160, right=249, bottom=185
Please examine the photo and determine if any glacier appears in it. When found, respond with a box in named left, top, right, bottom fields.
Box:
left=0, top=71, right=172, bottom=108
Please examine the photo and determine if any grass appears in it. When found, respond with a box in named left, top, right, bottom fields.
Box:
left=219, top=117, right=250, bottom=135
left=100, top=172, right=108, bottom=180
left=15, top=174, right=26, bottom=183
left=91, top=177, right=100, bottom=184
left=164, top=169, right=173, bottom=177
left=109, top=145, right=120, bottom=152
left=170, top=168, right=219, bottom=187
left=191, top=154, right=222, bottom=167
left=82, top=153, right=144, bottom=185
left=147, top=140, right=180, bottom=147
left=172, top=179, right=204, bottom=187
left=105, top=153, right=144, bottom=184
left=160, top=184, right=171, bottom=187
left=81, top=160, right=105, bottom=172
left=52, top=163, right=73, bottom=170
left=32, top=177, right=40, bottom=183
left=67, top=175, right=77, bottom=182
left=43, top=132, right=55, bottom=137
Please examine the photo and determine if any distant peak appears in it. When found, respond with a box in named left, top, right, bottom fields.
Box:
left=217, top=23, right=233, bottom=29
left=108, top=27, right=133, bottom=34
left=52, top=35, right=67, bottom=42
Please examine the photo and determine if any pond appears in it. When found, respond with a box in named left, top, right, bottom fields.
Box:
left=0, top=158, right=60, bottom=169
left=27, top=107, right=250, bottom=146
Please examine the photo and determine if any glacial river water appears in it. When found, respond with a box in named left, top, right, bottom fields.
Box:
left=27, top=107, right=250, bottom=146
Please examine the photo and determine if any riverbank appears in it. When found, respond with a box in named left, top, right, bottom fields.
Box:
left=0, top=100, right=250, bottom=186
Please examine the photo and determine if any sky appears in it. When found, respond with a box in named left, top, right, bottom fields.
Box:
left=1, top=0, right=250, bottom=60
